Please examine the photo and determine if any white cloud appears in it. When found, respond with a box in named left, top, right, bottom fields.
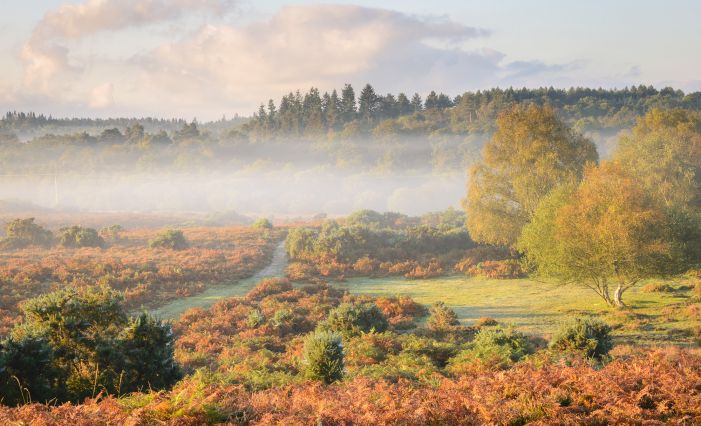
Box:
left=21, top=0, right=236, bottom=92
left=13, top=2, right=574, bottom=118
left=133, top=5, right=494, bottom=115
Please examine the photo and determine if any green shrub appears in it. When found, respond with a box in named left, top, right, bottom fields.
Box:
left=456, top=326, right=532, bottom=369
left=247, top=309, right=265, bottom=328
left=318, top=303, right=389, bottom=337
left=99, top=225, right=123, bottom=243
left=426, top=302, right=460, bottom=332
left=58, top=226, right=105, bottom=248
left=0, top=218, right=53, bottom=249
left=0, top=336, right=57, bottom=405
left=550, top=317, right=613, bottom=360
left=149, top=229, right=188, bottom=250
left=8, top=287, right=181, bottom=403
left=302, top=331, right=344, bottom=384
left=252, top=218, right=273, bottom=229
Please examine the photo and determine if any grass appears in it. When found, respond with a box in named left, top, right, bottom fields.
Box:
left=335, top=275, right=699, bottom=345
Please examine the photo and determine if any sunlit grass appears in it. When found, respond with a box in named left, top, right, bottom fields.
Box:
left=336, top=274, right=698, bottom=345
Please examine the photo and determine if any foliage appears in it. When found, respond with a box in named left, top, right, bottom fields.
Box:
left=317, top=303, right=389, bottom=337
left=615, top=108, right=701, bottom=211
left=149, top=229, right=189, bottom=250
left=452, top=325, right=532, bottom=370
left=519, top=162, right=696, bottom=307
left=0, top=226, right=280, bottom=334
left=2, top=287, right=180, bottom=404
left=57, top=226, right=105, bottom=248
left=252, top=218, right=273, bottom=230
left=550, top=317, right=613, bottom=360
left=0, top=336, right=57, bottom=405
left=99, top=225, right=123, bottom=243
left=466, top=260, right=525, bottom=279
left=285, top=209, right=474, bottom=280
left=0, top=218, right=53, bottom=250
left=302, top=331, right=345, bottom=384
left=426, top=302, right=460, bottom=333
left=0, top=348, right=699, bottom=424
left=464, top=104, right=598, bottom=247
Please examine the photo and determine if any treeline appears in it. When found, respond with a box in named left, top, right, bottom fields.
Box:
left=247, top=84, right=701, bottom=138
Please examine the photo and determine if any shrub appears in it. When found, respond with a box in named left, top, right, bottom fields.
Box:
left=99, top=225, right=123, bottom=243
left=286, top=262, right=316, bottom=281
left=427, top=302, right=460, bottom=332
left=149, top=229, right=188, bottom=250
left=475, top=317, right=498, bottom=327
left=9, top=287, right=181, bottom=403
left=550, top=317, right=613, bottom=360
left=252, top=218, right=273, bottom=229
left=0, top=336, right=57, bottom=405
left=246, top=309, right=265, bottom=328
left=0, top=218, right=53, bottom=249
left=352, top=256, right=378, bottom=275
left=58, top=226, right=105, bottom=248
left=318, top=303, right=389, bottom=337
left=245, top=278, right=292, bottom=301
left=302, top=331, right=344, bottom=384
left=459, top=326, right=531, bottom=369
left=405, top=259, right=444, bottom=279
left=454, top=246, right=511, bottom=273
left=641, top=282, right=676, bottom=293
left=467, top=260, right=524, bottom=279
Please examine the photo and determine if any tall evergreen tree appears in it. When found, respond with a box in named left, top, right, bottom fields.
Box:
left=340, top=84, right=357, bottom=123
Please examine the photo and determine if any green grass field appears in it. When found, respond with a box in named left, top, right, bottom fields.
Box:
left=336, top=275, right=699, bottom=345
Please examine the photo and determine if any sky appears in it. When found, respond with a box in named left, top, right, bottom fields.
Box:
left=1, top=0, right=700, bottom=120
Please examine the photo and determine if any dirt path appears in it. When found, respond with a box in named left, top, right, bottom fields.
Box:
left=152, top=241, right=288, bottom=320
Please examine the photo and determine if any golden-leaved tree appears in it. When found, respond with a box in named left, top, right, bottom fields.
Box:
left=463, top=104, right=598, bottom=247
left=615, top=108, right=701, bottom=211
left=519, top=162, right=697, bottom=307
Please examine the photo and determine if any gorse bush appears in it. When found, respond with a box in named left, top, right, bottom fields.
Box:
left=550, top=318, right=613, bottom=360
left=302, top=331, right=344, bottom=384
left=427, top=302, right=460, bottom=332
left=454, top=326, right=532, bottom=370
left=149, top=229, right=189, bottom=250
left=252, top=218, right=273, bottom=229
left=57, top=226, right=105, bottom=248
left=317, top=303, right=389, bottom=337
left=0, top=287, right=181, bottom=404
left=0, top=218, right=53, bottom=249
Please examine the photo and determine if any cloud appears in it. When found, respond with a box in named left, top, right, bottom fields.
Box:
left=21, top=0, right=236, bottom=91
left=13, top=2, right=573, bottom=118
left=133, top=5, right=493, bottom=114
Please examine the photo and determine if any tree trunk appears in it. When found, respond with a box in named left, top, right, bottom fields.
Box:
left=613, top=285, right=626, bottom=308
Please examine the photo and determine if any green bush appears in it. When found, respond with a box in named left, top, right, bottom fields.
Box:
left=57, top=226, right=105, bottom=248
left=550, top=317, right=613, bottom=360
left=247, top=309, right=265, bottom=328
left=455, top=326, right=532, bottom=369
left=0, top=218, right=53, bottom=249
left=426, top=302, right=460, bottom=332
left=149, top=229, right=189, bottom=250
left=0, top=336, right=57, bottom=405
left=6, top=287, right=181, bottom=403
left=302, top=331, right=344, bottom=384
left=318, top=303, right=389, bottom=337
left=252, top=218, right=273, bottom=229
